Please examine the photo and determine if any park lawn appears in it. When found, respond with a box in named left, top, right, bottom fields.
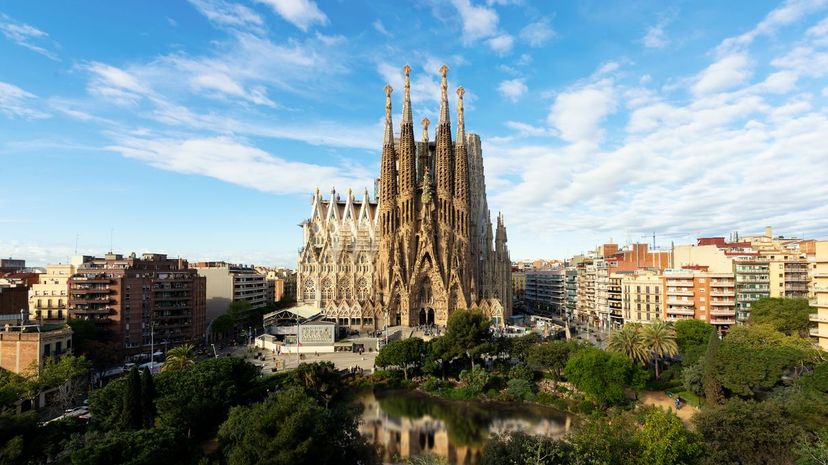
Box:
left=673, top=390, right=703, bottom=408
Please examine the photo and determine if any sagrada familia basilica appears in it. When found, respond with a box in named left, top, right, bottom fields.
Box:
left=296, top=65, right=511, bottom=328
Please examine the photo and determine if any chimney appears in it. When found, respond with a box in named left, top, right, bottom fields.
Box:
left=765, top=226, right=773, bottom=239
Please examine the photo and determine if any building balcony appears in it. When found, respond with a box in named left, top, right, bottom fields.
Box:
left=667, top=299, right=693, bottom=306
left=710, top=291, right=734, bottom=297
left=70, top=287, right=110, bottom=293
left=667, top=308, right=695, bottom=316
left=667, top=280, right=694, bottom=286
left=709, top=310, right=735, bottom=316
left=810, top=328, right=821, bottom=337
left=667, top=290, right=694, bottom=297
left=711, top=281, right=735, bottom=288
left=71, top=277, right=111, bottom=284
left=70, top=307, right=112, bottom=316
left=809, top=314, right=828, bottom=323
left=710, top=319, right=736, bottom=326
left=71, top=296, right=113, bottom=304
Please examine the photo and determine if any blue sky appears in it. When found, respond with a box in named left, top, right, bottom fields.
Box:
left=2, top=0, right=828, bottom=267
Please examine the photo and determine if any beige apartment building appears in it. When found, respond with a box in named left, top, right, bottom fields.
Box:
left=192, top=262, right=268, bottom=323
left=662, top=270, right=736, bottom=332
left=622, top=272, right=662, bottom=324
left=810, top=241, right=828, bottom=350
left=28, top=257, right=92, bottom=322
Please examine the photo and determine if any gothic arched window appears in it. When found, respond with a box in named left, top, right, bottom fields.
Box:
left=337, top=278, right=352, bottom=301
left=321, top=278, right=334, bottom=304
left=303, top=279, right=316, bottom=302
left=357, top=277, right=369, bottom=302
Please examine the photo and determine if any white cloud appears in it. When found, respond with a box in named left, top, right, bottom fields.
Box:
left=0, top=13, right=59, bottom=60
left=0, top=81, right=50, bottom=119
left=642, top=24, right=669, bottom=48
left=520, top=19, right=555, bottom=47
left=372, top=19, right=390, bottom=36
left=487, top=34, right=514, bottom=55
left=504, top=121, right=551, bottom=137
left=450, top=0, right=499, bottom=42
left=255, top=0, right=328, bottom=31
left=186, top=0, right=264, bottom=32
left=498, top=78, right=527, bottom=102
left=547, top=81, right=617, bottom=143
left=692, top=53, right=752, bottom=95
left=716, top=0, right=828, bottom=55
left=107, top=136, right=374, bottom=195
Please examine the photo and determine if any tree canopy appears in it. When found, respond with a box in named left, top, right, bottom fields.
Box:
left=444, top=309, right=492, bottom=369
left=376, top=338, right=425, bottom=380
left=564, top=347, right=644, bottom=408
left=218, top=387, right=378, bottom=465
left=749, top=297, right=814, bottom=337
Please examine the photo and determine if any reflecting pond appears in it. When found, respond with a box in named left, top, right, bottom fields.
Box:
left=357, top=390, right=574, bottom=465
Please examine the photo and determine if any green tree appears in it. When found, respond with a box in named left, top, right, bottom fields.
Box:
left=154, top=357, right=259, bottom=438
left=211, top=313, right=235, bottom=339
left=682, top=362, right=705, bottom=397
left=293, top=361, right=343, bottom=407
left=564, top=347, right=638, bottom=408
left=68, top=426, right=189, bottom=465
left=527, top=340, right=584, bottom=382
left=89, top=376, right=127, bottom=431
left=568, top=410, right=640, bottom=465
left=637, top=408, right=704, bottom=465
left=709, top=324, right=816, bottom=397
left=795, top=429, right=828, bottom=465
left=481, top=432, right=572, bottom=465
left=459, top=366, right=490, bottom=396
left=34, top=355, right=92, bottom=413
left=228, top=300, right=255, bottom=327
left=607, top=325, right=648, bottom=365
left=641, top=320, right=678, bottom=379
left=674, top=319, right=714, bottom=366
left=0, top=368, right=26, bottom=410
left=375, top=338, right=425, bottom=380
left=423, top=336, right=451, bottom=379
left=506, top=378, right=534, bottom=401
left=122, top=368, right=143, bottom=430
left=444, top=309, right=492, bottom=370
left=749, top=297, right=814, bottom=337
left=162, top=344, right=196, bottom=372
left=507, top=332, right=543, bottom=362
left=218, top=387, right=378, bottom=465
left=694, top=398, right=803, bottom=465
left=140, top=367, right=156, bottom=429
left=701, top=332, right=724, bottom=405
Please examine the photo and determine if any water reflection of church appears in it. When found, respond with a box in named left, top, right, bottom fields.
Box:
left=358, top=392, right=572, bottom=465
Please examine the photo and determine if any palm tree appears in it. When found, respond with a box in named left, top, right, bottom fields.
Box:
left=641, top=320, right=678, bottom=379
left=162, top=344, right=196, bottom=372
left=607, top=324, right=648, bottom=365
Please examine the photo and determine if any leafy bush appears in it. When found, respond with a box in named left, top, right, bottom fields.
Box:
left=506, top=379, right=534, bottom=402
left=459, top=366, right=490, bottom=396
left=508, top=363, right=535, bottom=383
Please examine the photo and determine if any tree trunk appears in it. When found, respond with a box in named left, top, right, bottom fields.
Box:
left=403, top=367, right=408, bottom=380
left=654, top=358, right=660, bottom=380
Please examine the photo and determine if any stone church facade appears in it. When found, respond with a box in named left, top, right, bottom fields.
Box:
left=297, top=65, right=511, bottom=328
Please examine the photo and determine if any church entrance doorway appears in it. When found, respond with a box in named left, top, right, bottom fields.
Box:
left=418, top=308, right=435, bottom=326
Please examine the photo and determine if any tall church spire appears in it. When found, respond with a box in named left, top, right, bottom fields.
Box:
left=434, top=65, right=454, bottom=223
left=454, top=86, right=469, bottom=207
left=380, top=84, right=398, bottom=235
left=398, top=65, right=417, bottom=200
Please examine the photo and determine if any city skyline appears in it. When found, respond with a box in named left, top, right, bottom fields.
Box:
left=3, top=0, right=828, bottom=267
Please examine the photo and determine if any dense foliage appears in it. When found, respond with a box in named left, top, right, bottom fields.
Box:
left=749, top=297, right=815, bottom=337
left=564, top=347, right=645, bottom=407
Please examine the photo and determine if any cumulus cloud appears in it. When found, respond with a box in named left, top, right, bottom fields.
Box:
left=642, top=24, right=669, bottom=48
left=692, top=53, right=753, bottom=95
left=0, top=13, right=59, bottom=60
left=451, top=0, right=499, bottom=42
left=716, top=0, right=828, bottom=55
left=107, top=135, right=374, bottom=195
left=487, top=34, right=514, bottom=55
left=520, top=18, right=555, bottom=47
left=0, top=81, right=50, bottom=119
left=547, top=81, right=617, bottom=143
left=498, top=78, right=527, bottom=101
left=254, top=0, right=328, bottom=31
left=187, top=0, right=264, bottom=32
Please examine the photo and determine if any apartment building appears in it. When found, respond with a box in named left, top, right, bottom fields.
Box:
left=525, top=269, right=565, bottom=312
left=662, top=270, right=736, bottom=332
left=28, top=257, right=94, bottom=322
left=575, top=259, right=597, bottom=327
left=512, top=269, right=526, bottom=301
left=0, top=324, right=73, bottom=375
left=0, top=283, right=28, bottom=317
left=734, top=258, right=770, bottom=323
left=192, top=262, right=268, bottom=322
left=622, top=272, right=662, bottom=324
left=810, top=241, right=828, bottom=350
left=595, top=259, right=610, bottom=330
left=768, top=257, right=809, bottom=299
left=69, top=253, right=206, bottom=357
left=565, top=267, right=577, bottom=319
left=607, top=273, right=626, bottom=328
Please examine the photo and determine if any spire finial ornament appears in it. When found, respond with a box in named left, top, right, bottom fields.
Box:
left=456, top=86, right=465, bottom=144
left=402, top=65, right=412, bottom=124
left=421, top=117, right=430, bottom=142
left=383, top=84, right=393, bottom=144
left=438, top=65, right=450, bottom=124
